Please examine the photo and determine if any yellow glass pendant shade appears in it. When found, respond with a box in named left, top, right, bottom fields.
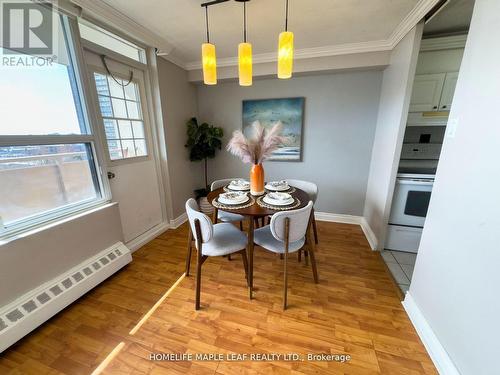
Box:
left=238, top=42, right=252, bottom=86
left=202, top=43, right=217, bottom=85
left=278, top=31, right=294, bottom=79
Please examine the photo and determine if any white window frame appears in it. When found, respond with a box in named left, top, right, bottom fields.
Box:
left=0, top=15, right=110, bottom=239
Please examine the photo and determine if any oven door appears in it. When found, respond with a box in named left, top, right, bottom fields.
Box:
left=389, top=178, right=433, bottom=227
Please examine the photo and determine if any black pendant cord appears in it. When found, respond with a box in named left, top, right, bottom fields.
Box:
left=205, top=6, right=210, bottom=43
left=285, top=0, right=289, bottom=31
left=243, top=1, right=247, bottom=43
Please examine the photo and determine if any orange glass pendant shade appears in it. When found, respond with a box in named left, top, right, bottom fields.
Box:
left=278, top=31, right=294, bottom=79
left=238, top=42, right=253, bottom=86
left=202, top=43, right=217, bottom=85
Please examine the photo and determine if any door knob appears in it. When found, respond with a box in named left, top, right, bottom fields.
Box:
left=107, top=171, right=116, bottom=179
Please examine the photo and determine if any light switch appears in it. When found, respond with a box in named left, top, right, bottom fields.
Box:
left=446, top=118, right=458, bottom=139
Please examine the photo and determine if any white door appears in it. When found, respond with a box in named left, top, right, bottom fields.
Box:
left=409, top=73, right=446, bottom=112
left=85, top=51, right=163, bottom=243
left=439, top=72, right=459, bottom=111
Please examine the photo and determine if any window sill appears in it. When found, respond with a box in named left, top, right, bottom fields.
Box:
left=0, top=200, right=115, bottom=246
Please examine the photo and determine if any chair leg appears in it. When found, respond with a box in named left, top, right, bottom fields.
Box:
left=312, top=215, right=319, bottom=245
left=280, top=253, right=283, bottom=260
left=283, top=217, right=290, bottom=310
left=298, top=249, right=302, bottom=263
left=283, top=250, right=288, bottom=310
left=239, top=221, right=243, bottom=230
left=308, top=244, right=319, bottom=284
left=185, top=228, right=193, bottom=276
left=240, top=250, right=249, bottom=286
left=304, top=250, right=309, bottom=266
left=227, top=254, right=232, bottom=261
left=195, top=253, right=202, bottom=310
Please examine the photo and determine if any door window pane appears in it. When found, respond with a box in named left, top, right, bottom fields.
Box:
left=108, top=77, right=125, bottom=98
left=118, top=120, right=133, bottom=138
left=134, top=139, right=147, bottom=157
left=126, top=100, right=141, bottom=120
left=131, top=121, right=145, bottom=138
left=93, top=73, right=148, bottom=160
left=0, top=144, right=100, bottom=225
left=107, top=140, right=123, bottom=160
left=121, top=140, right=136, bottom=158
left=111, top=98, right=127, bottom=118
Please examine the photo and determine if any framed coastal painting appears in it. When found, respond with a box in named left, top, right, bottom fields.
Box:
left=242, top=97, right=304, bottom=161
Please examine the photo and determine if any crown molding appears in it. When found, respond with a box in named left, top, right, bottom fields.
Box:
left=387, top=0, right=440, bottom=48
left=71, top=0, right=175, bottom=55
left=419, top=34, right=467, bottom=51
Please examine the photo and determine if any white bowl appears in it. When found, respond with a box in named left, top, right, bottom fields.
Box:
left=228, top=179, right=250, bottom=191
left=218, top=192, right=249, bottom=205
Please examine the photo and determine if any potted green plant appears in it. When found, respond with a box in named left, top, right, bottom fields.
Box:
left=185, top=117, right=224, bottom=213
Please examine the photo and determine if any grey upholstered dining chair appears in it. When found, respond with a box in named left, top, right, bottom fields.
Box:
left=253, top=201, right=318, bottom=310
left=286, top=179, right=319, bottom=244
left=211, top=178, right=245, bottom=230
left=185, top=199, right=249, bottom=310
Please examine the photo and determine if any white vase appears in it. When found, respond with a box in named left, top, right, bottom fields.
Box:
left=198, top=196, right=214, bottom=216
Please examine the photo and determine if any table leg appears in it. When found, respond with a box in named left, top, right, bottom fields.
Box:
left=247, top=216, right=255, bottom=299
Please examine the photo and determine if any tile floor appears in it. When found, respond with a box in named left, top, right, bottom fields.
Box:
left=381, top=250, right=417, bottom=294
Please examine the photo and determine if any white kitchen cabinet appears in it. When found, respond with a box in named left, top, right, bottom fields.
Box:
left=409, top=72, right=459, bottom=112
left=410, top=73, right=446, bottom=112
left=439, top=72, right=459, bottom=111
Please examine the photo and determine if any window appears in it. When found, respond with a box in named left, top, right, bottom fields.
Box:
left=78, top=20, right=146, bottom=63
left=0, top=15, right=103, bottom=234
left=93, top=73, right=148, bottom=160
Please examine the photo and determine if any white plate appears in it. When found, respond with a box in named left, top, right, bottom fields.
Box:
left=263, top=192, right=294, bottom=206
left=218, top=192, right=249, bottom=205
left=265, top=181, right=289, bottom=191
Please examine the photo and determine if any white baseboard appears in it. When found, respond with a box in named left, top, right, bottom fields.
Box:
left=126, top=221, right=170, bottom=252
left=360, top=217, right=378, bottom=250
left=170, top=212, right=187, bottom=229
left=402, top=292, right=460, bottom=375
left=314, top=211, right=362, bottom=225
left=314, top=212, right=378, bottom=250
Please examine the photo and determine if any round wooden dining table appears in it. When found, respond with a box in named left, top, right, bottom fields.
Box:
left=207, top=186, right=311, bottom=299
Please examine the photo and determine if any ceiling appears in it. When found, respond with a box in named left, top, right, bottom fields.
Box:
left=100, top=0, right=429, bottom=67
left=424, top=0, right=475, bottom=36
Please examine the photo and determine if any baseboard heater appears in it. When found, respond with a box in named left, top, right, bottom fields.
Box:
left=0, top=242, right=132, bottom=353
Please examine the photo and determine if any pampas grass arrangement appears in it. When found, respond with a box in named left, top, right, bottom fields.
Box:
left=227, top=121, right=289, bottom=164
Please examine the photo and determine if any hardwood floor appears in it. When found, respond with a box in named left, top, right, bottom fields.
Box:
left=0, top=221, right=436, bottom=374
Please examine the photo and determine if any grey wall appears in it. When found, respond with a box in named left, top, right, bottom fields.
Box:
left=196, top=71, right=382, bottom=215
left=363, top=24, right=423, bottom=249
left=409, top=1, right=500, bottom=373
left=157, top=59, right=202, bottom=218
left=0, top=204, right=123, bottom=306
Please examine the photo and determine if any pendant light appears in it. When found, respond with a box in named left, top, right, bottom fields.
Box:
left=202, top=5, right=217, bottom=85
left=278, top=0, right=294, bottom=79
left=238, top=0, right=252, bottom=86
